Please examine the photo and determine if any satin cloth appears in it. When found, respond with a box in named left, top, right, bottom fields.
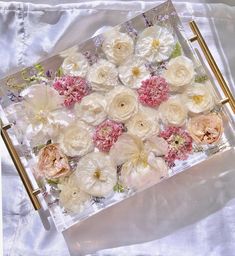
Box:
left=1, top=1, right=235, bottom=255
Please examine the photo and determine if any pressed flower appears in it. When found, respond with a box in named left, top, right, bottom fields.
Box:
left=58, top=121, right=94, bottom=157
left=118, top=56, right=150, bottom=89
left=136, top=25, right=175, bottom=62
left=37, top=144, right=71, bottom=179
left=75, top=92, right=107, bottom=126
left=163, top=56, right=195, bottom=91
left=137, top=76, right=169, bottom=107
left=188, top=113, right=223, bottom=144
left=75, top=152, right=117, bottom=197
left=58, top=173, right=90, bottom=213
left=105, top=86, right=139, bottom=122
left=102, top=30, right=134, bottom=65
left=53, top=75, right=90, bottom=108
left=110, top=134, right=168, bottom=190
left=93, top=119, right=124, bottom=152
left=160, top=127, right=193, bottom=167
left=87, top=59, right=119, bottom=92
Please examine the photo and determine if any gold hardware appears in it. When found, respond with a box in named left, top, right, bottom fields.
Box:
left=220, top=98, right=230, bottom=105
left=189, top=20, right=235, bottom=113
left=0, top=119, right=41, bottom=210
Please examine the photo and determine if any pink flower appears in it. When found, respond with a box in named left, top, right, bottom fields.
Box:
left=93, top=120, right=124, bottom=152
left=53, top=75, right=90, bottom=108
left=159, top=127, right=193, bottom=167
left=37, top=144, right=71, bottom=179
left=137, top=76, right=169, bottom=107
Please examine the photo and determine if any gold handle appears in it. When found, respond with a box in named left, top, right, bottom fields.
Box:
left=1, top=120, right=41, bottom=210
left=189, top=20, right=235, bottom=113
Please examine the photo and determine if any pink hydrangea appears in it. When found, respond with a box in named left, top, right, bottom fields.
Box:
left=159, top=127, right=193, bottom=167
left=53, top=75, right=90, bottom=108
left=93, top=120, right=124, bottom=152
left=137, top=76, right=169, bottom=107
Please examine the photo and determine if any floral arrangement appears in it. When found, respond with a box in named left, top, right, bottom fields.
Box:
left=5, top=23, right=224, bottom=216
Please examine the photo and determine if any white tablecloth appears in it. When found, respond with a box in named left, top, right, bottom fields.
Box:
left=1, top=1, right=235, bottom=255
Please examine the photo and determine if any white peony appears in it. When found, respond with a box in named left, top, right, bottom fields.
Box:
left=75, top=152, right=117, bottom=197
left=74, top=93, right=107, bottom=126
left=19, top=84, right=71, bottom=145
left=163, top=56, right=195, bottom=91
left=110, top=134, right=168, bottom=190
left=118, top=56, right=150, bottom=89
left=136, top=25, right=175, bottom=62
left=58, top=173, right=90, bottom=213
left=126, top=106, right=159, bottom=140
left=61, top=52, right=89, bottom=77
left=102, top=30, right=134, bottom=65
left=105, top=86, right=139, bottom=122
left=158, top=96, right=188, bottom=127
left=184, top=83, right=215, bottom=114
left=144, top=135, right=169, bottom=157
left=58, top=121, right=94, bottom=157
left=87, top=59, right=119, bottom=92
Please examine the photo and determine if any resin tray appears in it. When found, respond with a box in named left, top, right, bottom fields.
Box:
left=0, top=0, right=234, bottom=236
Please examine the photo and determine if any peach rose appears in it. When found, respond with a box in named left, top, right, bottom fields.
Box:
left=188, top=113, right=223, bottom=144
left=37, top=144, right=71, bottom=179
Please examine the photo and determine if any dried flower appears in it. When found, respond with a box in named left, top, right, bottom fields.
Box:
left=188, top=113, right=223, bottom=144
left=137, top=76, right=169, bottom=107
left=160, top=127, right=193, bottom=167
left=75, top=152, right=117, bottom=197
left=53, top=75, right=90, bottom=108
left=58, top=173, right=90, bottom=213
left=136, top=25, right=175, bottom=62
left=37, top=144, right=71, bottom=179
left=93, top=119, right=124, bottom=152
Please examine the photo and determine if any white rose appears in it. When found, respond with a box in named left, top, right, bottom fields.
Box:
left=75, top=152, right=117, bottom=197
left=61, top=52, right=89, bottom=77
left=102, top=30, right=134, bottom=65
left=105, top=86, right=138, bottom=122
left=75, top=93, right=106, bottom=126
left=58, top=121, right=94, bottom=157
left=118, top=56, right=150, bottom=89
left=87, top=59, right=119, bottom=92
left=164, top=56, right=195, bottom=91
left=126, top=107, right=159, bottom=140
left=136, top=25, right=175, bottom=62
left=158, top=96, right=188, bottom=126
left=184, top=83, right=214, bottom=114
left=58, top=173, right=90, bottom=213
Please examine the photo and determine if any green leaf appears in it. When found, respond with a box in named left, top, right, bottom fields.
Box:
left=57, top=67, right=64, bottom=77
left=34, top=63, right=45, bottom=76
left=46, top=178, right=59, bottom=185
left=170, top=42, right=182, bottom=58
left=195, top=75, right=208, bottom=83
left=113, top=182, right=125, bottom=193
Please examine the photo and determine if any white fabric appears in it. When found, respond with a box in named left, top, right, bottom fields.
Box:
left=1, top=1, right=235, bottom=255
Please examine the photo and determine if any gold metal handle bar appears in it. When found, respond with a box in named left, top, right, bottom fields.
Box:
left=189, top=20, right=235, bottom=113
left=1, top=120, right=41, bottom=210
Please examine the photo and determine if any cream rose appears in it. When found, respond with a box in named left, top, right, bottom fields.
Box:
left=61, top=52, right=89, bottom=77
left=188, top=113, right=223, bottom=144
left=126, top=107, right=159, bottom=140
left=163, top=56, right=195, bottom=91
left=58, top=121, right=94, bottom=157
left=102, top=30, right=134, bottom=65
left=136, top=25, right=175, bottom=62
left=118, top=56, right=150, bottom=89
left=184, top=83, right=214, bottom=114
left=58, top=173, right=90, bottom=213
left=87, top=59, right=119, bottom=92
left=74, top=93, right=106, bottom=126
left=158, top=96, right=188, bottom=127
left=75, top=152, right=117, bottom=197
left=105, top=86, right=138, bottom=122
